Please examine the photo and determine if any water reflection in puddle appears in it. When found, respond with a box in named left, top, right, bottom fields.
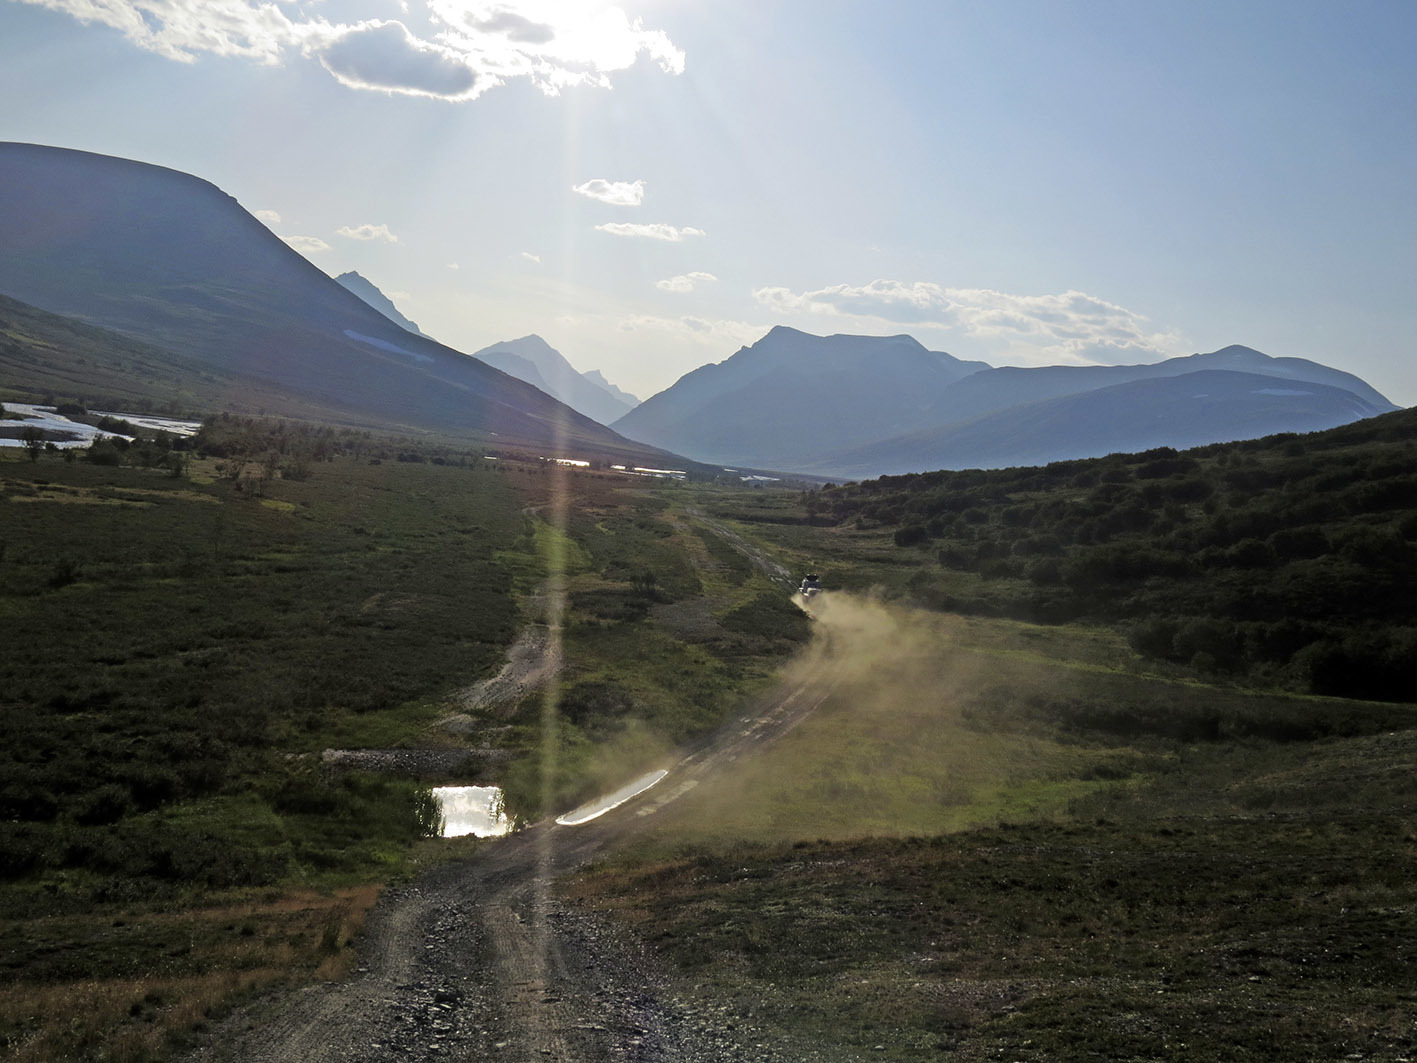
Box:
left=432, top=785, right=510, bottom=838
left=555, top=769, right=669, bottom=827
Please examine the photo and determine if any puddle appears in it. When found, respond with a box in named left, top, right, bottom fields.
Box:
left=555, top=769, right=669, bottom=827
left=432, top=785, right=510, bottom=838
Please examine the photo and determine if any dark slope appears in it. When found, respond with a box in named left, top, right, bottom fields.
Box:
left=0, top=143, right=679, bottom=463
left=0, top=291, right=329, bottom=417
left=612, top=326, right=990, bottom=466
left=818, top=369, right=1395, bottom=475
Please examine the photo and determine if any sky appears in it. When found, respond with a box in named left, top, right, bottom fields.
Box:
left=2, top=0, right=1415, bottom=406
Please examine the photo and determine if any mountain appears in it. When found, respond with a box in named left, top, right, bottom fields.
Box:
left=816, top=369, right=1398, bottom=476
left=611, top=326, right=991, bottom=467
left=906, top=344, right=1395, bottom=430
left=471, top=335, right=638, bottom=426
left=612, top=326, right=1398, bottom=475
left=0, top=142, right=682, bottom=465
left=582, top=369, right=640, bottom=408
left=334, top=271, right=428, bottom=338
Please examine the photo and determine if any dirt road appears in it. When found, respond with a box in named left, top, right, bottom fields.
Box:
left=181, top=629, right=856, bottom=1063
left=682, top=506, right=796, bottom=590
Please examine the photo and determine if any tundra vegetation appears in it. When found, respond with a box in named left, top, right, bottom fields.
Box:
left=0, top=418, right=804, bottom=1061
left=717, top=408, right=1417, bottom=700
left=564, top=407, right=1417, bottom=1061
left=2, top=402, right=1415, bottom=1060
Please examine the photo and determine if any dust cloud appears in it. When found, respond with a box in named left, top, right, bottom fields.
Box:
left=788, top=589, right=982, bottom=722
left=653, top=591, right=1089, bottom=845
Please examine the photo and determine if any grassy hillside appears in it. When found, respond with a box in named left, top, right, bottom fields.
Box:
left=712, top=408, right=1417, bottom=700
left=556, top=422, right=1417, bottom=1060
left=0, top=293, right=355, bottom=423
left=570, top=752, right=1417, bottom=1061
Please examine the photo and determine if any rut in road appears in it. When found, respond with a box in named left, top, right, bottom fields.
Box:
left=181, top=620, right=865, bottom=1063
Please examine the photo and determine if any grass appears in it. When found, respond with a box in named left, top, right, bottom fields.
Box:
left=1, top=452, right=825, bottom=1058
left=0, top=446, right=530, bottom=1057
left=567, top=794, right=1417, bottom=1061
left=609, top=594, right=1399, bottom=849
left=0, top=883, right=384, bottom=1063
left=487, top=475, right=817, bottom=819
left=9, top=453, right=1414, bottom=1061
left=559, top=493, right=1417, bottom=1060
left=567, top=687, right=1417, bottom=1060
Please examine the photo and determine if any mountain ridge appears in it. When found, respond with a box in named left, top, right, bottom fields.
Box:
left=612, top=326, right=1397, bottom=475
left=612, top=326, right=991, bottom=465
left=814, top=368, right=1395, bottom=476
left=583, top=369, right=640, bottom=407
left=0, top=142, right=685, bottom=466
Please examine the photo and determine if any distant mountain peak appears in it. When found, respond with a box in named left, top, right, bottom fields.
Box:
left=1208, top=344, right=1267, bottom=359
left=480, top=334, right=559, bottom=359
left=611, top=326, right=991, bottom=464
left=333, top=271, right=428, bottom=338
left=471, top=335, right=639, bottom=425
left=583, top=368, right=640, bottom=406
left=763, top=324, right=805, bottom=339
left=612, top=326, right=1394, bottom=475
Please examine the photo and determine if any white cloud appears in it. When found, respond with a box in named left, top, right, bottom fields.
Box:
left=430, top=1, right=685, bottom=96
left=15, top=0, right=314, bottom=63
left=337, top=222, right=400, bottom=242
left=317, top=20, right=477, bottom=99
left=655, top=271, right=717, bottom=293
left=17, top=0, right=683, bottom=101
left=617, top=313, right=760, bottom=347
left=447, top=262, right=461, bottom=270
left=572, top=178, right=645, bottom=206
left=520, top=251, right=542, bottom=264
left=254, top=209, right=281, bottom=225
left=596, top=222, right=705, bottom=242
left=281, top=234, right=331, bottom=253
left=752, top=280, right=1180, bottom=364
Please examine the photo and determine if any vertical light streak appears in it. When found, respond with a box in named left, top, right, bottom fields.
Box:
left=532, top=397, right=573, bottom=1057
left=528, top=91, right=586, bottom=1058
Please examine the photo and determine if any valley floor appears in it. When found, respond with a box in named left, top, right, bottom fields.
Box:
left=178, top=635, right=861, bottom=1062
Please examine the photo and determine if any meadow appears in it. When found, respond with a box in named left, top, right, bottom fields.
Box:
left=4, top=406, right=1415, bottom=1060
left=0, top=418, right=811, bottom=1061
left=564, top=463, right=1417, bottom=1060
left=782, top=409, right=1417, bottom=701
